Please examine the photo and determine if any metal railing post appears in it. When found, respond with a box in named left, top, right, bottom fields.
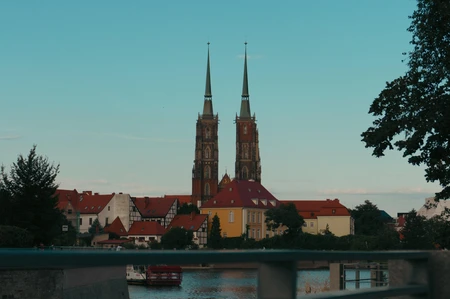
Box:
left=257, top=261, right=297, bottom=299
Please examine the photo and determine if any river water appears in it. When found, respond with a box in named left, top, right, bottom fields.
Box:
left=128, top=269, right=371, bottom=299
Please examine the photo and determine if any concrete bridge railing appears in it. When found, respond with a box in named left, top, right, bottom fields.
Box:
left=0, top=249, right=448, bottom=299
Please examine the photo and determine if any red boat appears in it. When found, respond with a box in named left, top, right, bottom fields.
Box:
left=146, top=265, right=183, bottom=286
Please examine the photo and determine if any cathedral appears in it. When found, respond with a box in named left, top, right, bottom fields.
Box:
left=191, top=43, right=262, bottom=206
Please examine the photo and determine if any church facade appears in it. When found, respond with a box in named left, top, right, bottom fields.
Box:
left=192, top=43, right=262, bottom=206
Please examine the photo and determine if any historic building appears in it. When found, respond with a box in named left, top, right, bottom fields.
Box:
left=235, top=43, right=262, bottom=183
left=192, top=43, right=220, bottom=205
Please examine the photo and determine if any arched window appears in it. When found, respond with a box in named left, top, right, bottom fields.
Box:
left=229, top=211, right=234, bottom=223
left=204, top=183, right=210, bottom=195
left=204, top=165, right=211, bottom=179
left=205, top=147, right=211, bottom=159
left=243, top=144, right=249, bottom=159
left=242, top=166, right=249, bottom=180
left=243, top=125, right=248, bottom=135
left=205, top=127, right=211, bottom=139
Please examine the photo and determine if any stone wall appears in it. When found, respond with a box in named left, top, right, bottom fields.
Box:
left=0, top=266, right=129, bottom=299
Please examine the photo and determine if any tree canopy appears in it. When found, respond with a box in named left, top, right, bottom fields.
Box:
left=265, top=203, right=304, bottom=237
left=88, top=218, right=104, bottom=235
left=361, top=0, right=450, bottom=200
left=350, top=200, right=385, bottom=236
left=177, top=203, right=200, bottom=215
left=0, top=145, right=65, bottom=245
left=161, top=227, right=193, bottom=250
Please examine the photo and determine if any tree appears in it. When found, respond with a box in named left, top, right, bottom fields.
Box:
left=88, top=218, right=104, bottom=235
left=322, top=224, right=334, bottom=236
left=0, top=225, right=34, bottom=248
left=401, top=210, right=434, bottom=249
left=351, top=200, right=384, bottom=236
left=208, top=214, right=222, bottom=249
left=265, top=203, right=305, bottom=237
left=361, top=0, right=450, bottom=200
left=0, top=145, right=65, bottom=244
left=161, top=227, right=193, bottom=250
left=177, top=203, right=200, bottom=215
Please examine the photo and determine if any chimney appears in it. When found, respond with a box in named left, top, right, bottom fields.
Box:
left=94, top=193, right=99, bottom=195
left=190, top=211, right=195, bottom=220
left=119, top=192, right=123, bottom=194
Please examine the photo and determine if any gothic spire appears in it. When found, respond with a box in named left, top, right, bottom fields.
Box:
left=203, top=42, right=213, bottom=116
left=240, top=42, right=251, bottom=118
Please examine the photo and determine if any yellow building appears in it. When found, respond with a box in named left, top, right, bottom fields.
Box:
left=280, top=199, right=354, bottom=236
left=200, top=179, right=281, bottom=240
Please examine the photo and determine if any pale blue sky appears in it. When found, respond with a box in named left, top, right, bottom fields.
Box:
left=0, top=0, right=437, bottom=216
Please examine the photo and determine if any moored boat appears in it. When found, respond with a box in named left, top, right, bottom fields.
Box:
left=126, top=264, right=183, bottom=286
left=126, top=265, right=147, bottom=285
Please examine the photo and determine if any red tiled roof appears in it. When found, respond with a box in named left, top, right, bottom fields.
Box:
left=128, top=221, right=166, bottom=236
left=168, top=213, right=208, bottom=231
left=104, top=217, right=128, bottom=236
left=97, top=239, right=131, bottom=244
left=164, top=195, right=192, bottom=205
left=78, top=193, right=114, bottom=214
left=201, top=179, right=280, bottom=209
left=219, top=173, right=232, bottom=187
left=280, top=199, right=351, bottom=219
left=55, top=189, right=81, bottom=210
left=133, top=197, right=176, bottom=218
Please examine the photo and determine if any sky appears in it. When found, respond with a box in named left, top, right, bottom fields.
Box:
left=0, top=0, right=439, bottom=217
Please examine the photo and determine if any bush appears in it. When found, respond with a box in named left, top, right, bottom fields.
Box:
left=0, top=225, right=34, bottom=248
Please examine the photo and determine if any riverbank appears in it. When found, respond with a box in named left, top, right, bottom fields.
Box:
left=182, top=260, right=330, bottom=270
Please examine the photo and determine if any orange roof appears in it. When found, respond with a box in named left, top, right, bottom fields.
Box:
left=55, top=189, right=81, bottom=210
left=164, top=195, right=192, bottom=205
left=128, top=221, right=166, bottom=236
left=132, top=197, right=176, bottom=218
left=280, top=199, right=350, bottom=219
left=168, top=213, right=208, bottom=231
left=201, top=179, right=280, bottom=209
left=78, top=193, right=114, bottom=214
left=104, top=217, right=128, bottom=236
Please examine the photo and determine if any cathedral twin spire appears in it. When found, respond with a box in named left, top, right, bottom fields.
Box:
left=202, top=42, right=251, bottom=118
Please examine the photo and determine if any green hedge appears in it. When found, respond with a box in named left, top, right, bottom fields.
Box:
left=0, top=225, right=34, bottom=248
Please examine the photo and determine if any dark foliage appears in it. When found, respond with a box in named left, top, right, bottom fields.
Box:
left=88, top=218, right=104, bottom=235
left=265, top=203, right=305, bottom=237
left=0, top=225, right=34, bottom=248
left=361, top=0, right=450, bottom=200
left=178, top=203, right=200, bottom=215
left=0, top=145, right=66, bottom=245
left=161, top=227, right=194, bottom=250
left=208, top=214, right=222, bottom=249
left=351, top=200, right=385, bottom=236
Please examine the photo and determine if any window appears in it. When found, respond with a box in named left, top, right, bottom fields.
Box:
left=242, top=166, right=249, bottom=180
left=257, top=229, right=260, bottom=239
left=258, top=212, right=261, bottom=223
left=332, top=209, right=336, bottom=214
left=252, top=212, right=255, bottom=223
left=79, top=218, right=83, bottom=225
left=223, top=232, right=227, bottom=238
left=68, top=209, right=72, bottom=214
left=208, top=211, right=212, bottom=216
left=303, top=223, right=307, bottom=227
left=310, top=222, right=314, bottom=227
left=205, top=147, right=211, bottom=159
left=204, top=165, right=211, bottom=179
left=108, top=206, right=110, bottom=211
left=106, top=218, right=109, bottom=226
left=243, top=125, right=248, bottom=135
left=206, top=127, right=211, bottom=139
left=243, top=144, right=249, bottom=159
left=229, top=211, right=234, bottom=223
left=204, top=183, right=210, bottom=196
left=252, top=229, right=255, bottom=238
left=247, top=211, right=251, bottom=222
left=89, top=218, right=93, bottom=225
left=138, top=237, right=145, bottom=242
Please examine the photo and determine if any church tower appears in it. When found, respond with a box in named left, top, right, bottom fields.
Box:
left=192, top=43, right=219, bottom=205
left=235, top=43, right=261, bottom=182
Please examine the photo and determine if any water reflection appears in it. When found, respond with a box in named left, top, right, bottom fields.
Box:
left=129, top=269, right=369, bottom=299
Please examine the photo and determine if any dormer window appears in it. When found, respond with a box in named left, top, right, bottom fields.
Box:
left=269, top=200, right=276, bottom=206
left=261, top=199, right=267, bottom=206
left=332, top=209, right=336, bottom=214
left=231, top=200, right=234, bottom=204
left=213, top=200, right=216, bottom=204
left=251, top=198, right=258, bottom=205
left=229, top=188, right=232, bottom=191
